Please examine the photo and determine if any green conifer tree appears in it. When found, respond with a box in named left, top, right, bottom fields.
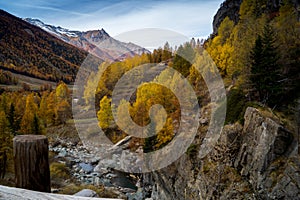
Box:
left=251, top=24, right=281, bottom=106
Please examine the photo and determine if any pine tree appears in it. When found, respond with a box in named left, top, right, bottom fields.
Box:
left=32, top=113, right=43, bottom=135
left=7, top=104, right=17, bottom=135
left=172, top=43, right=195, bottom=77
left=0, top=110, right=11, bottom=179
left=251, top=35, right=264, bottom=94
left=162, top=42, right=172, bottom=61
left=251, top=24, right=281, bottom=106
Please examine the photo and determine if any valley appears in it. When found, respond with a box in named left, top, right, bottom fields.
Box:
left=0, top=0, right=299, bottom=199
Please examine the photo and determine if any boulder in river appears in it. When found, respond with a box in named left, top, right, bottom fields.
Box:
left=74, top=189, right=98, bottom=197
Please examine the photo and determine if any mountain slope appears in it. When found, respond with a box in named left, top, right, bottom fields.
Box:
left=0, top=10, right=94, bottom=83
left=24, top=18, right=150, bottom=61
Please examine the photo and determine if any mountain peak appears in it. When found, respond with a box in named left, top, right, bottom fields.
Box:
left=23, top=18, right=149, bottom=61
left=25, top=18, right=149, bottom=61
left=23, top=18, right=43, bottom=23
left=100, top=28, right=109, bottom=36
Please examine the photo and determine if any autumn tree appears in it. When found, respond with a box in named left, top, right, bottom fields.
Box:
left=274, top=0, right=300, bottom=102
left=56, top=100, right=72, bottom=124
left=155, top=116, right=174, bottom=149
left=84, top=71, right=99, bottom=107
left=94, top=62, right=126, bottom=108
left=55, top=82, right=70, bottom=102
left=129, top=82, right=179, bottom=150
left=20, top=93, right=43, bottom=134
left=0, top=93, right=8, bottom=114
left=228, top=0, right=267, bottom=87
left=38, top=92, right=48, bottom=127
left=45, top=91, right=56, bottom=125
left=206, top=17, right=234, bottom=76
left=97, top=96, right=114, bottom=129
left=55, top=82, right=72, bottom=124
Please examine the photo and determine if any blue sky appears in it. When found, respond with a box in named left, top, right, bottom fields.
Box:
left=0, top=0, right=224, bottom=38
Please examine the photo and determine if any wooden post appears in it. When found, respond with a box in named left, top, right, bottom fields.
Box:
left=13, top=135, right=50, bottom=192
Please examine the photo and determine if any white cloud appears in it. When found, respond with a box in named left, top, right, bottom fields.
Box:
left=52, top=0, right=222, bottom=38
left=1, top=0, right=223, bottom=45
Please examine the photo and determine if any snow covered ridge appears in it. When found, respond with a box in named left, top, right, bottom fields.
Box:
left=23, top=18, right=150, bottom=61
left=23, top=18, right=110, bottom=39
left=23, top=18, right=82, bottom=38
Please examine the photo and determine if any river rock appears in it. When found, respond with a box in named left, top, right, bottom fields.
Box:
left=58, top=149, right=67, bottom=157
left=73, top=189, right=98, bottom=197
left=127, top=188, right=144, bottom=200
left=79, top=163, right=94, bottom=173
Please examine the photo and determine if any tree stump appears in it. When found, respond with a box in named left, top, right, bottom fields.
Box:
left=13, top=135, right=50, bottom=192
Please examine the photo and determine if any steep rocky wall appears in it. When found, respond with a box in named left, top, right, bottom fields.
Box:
left=234, top=107, right=298, bottom=199
left=150, top=107, right=299, bottom=199
left=212, top=0, right=300, bottom=35
left=212, top=0, right=242, bottom=35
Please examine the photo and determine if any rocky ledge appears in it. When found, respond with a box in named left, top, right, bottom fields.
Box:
left=147, top=107, right=299, bottom=199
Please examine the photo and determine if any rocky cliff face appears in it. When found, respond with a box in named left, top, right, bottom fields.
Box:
left=213, top=0, right=300, bottom=35
left=149, top=107, right=299, bottom=199
left=212, top=0, right=242, bottom=35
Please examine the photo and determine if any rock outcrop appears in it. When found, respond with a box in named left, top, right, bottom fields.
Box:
left=74, top=189, right=99, bottom=197
left=212, top=0, right=300, bottom=35
left=149, top=107, right=299, bottom=199
left=212, top=0, right=242, bottom=35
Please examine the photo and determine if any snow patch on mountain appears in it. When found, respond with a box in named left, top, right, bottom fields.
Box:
left=23, top=18, right=150, bottom=61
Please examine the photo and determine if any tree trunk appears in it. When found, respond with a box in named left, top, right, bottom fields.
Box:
left=13, top=135, right=50, bottom=192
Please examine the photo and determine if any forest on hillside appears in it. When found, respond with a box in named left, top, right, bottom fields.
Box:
left=0, top=10, right=89, bottom=83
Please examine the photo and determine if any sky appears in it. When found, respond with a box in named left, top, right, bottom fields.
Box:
left=0, top=0, right=224, bottom=40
